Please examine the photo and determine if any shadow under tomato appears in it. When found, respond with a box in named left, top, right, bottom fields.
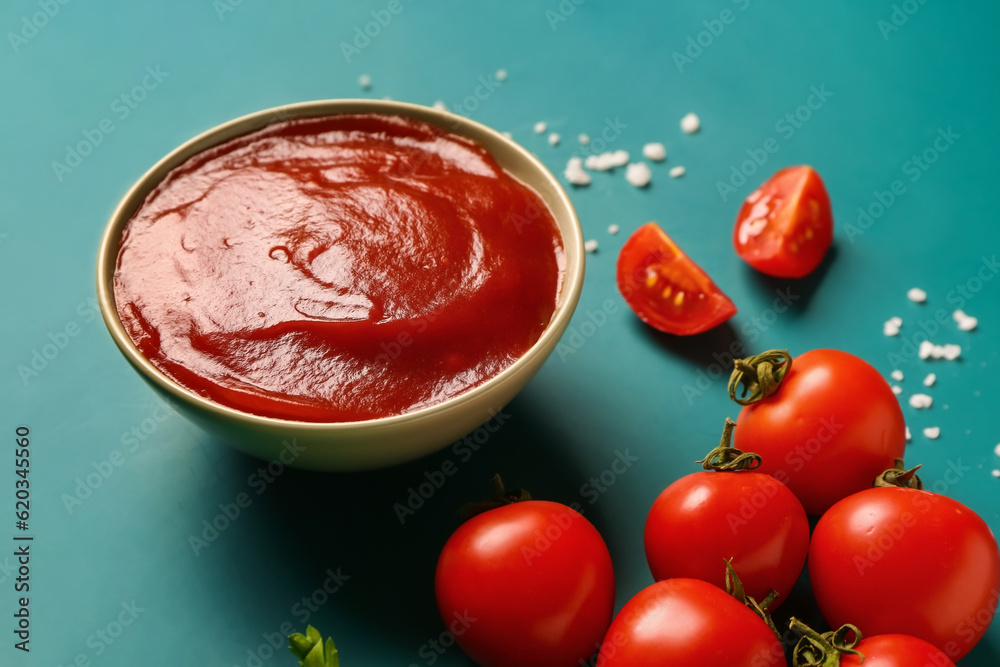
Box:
left=744, top=242, right=839, bottom=316
left=634, top=318, right=747, bottom=370
left=188, top=394, right=596, bottom=664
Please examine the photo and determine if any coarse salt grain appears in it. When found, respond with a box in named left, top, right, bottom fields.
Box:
left=907, top=287, right=927, bottom=303
left=548, top=133, right=560, bottom=146
left=884, top=320, right=901, bottom=336
left=992, top=469, right=1000, bottom=478
left=942, top=344, right=961, bottom=360
left=642, top=142, right=667, bottom=162
left=607, top=224, right=620, bottom=235
left=906, top=426, right=912, bottom=441
left=669, top=166, right=686, bottom=178
left=534, top=121, right=547, bottom=134
left=923, top=373, right=936, bottom=387
left=359, top=74, right=372, bottom=90
left=953, top=309, right=978, bottom=331
left=495, top=68, right=508, bottom=82
left=918, top=341, right=961, bottom=361
left=994, top=443, right=1000, bottom=458
left=585, top=150, right=630, bottom=171
left=891, top=370, right=904, bottom=381
left=585, top=239, right=599, bottom=253
left=578, top=133, right=590, bottom=145
left=680, top=112, right=700, bottom=134
left=891, top=385, right=903, bottom=395
left=909, top=393, right=933, bottom=409
left=918, top=341, right=934, bottom=359
left=625, top=162, right=652, bottom=188
left=923, top=426, right=940, bottom=439
left=564, top=157, right=590, bottom=186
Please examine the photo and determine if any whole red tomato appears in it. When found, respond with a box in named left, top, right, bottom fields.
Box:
left=644, top=420, right=809, bottom=607
left=733, top=165, right=833, bottom=278
left=840, top=634, right=957, bottom=666
left=809, top=486, right=1000, bottom=660
left=435, top=498, right=614, bottom=667
left=596, top=578, right=783, bottom=667
left=730, top=349, right=906, bottom=515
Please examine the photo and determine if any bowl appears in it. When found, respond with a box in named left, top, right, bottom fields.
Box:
left=97, top=99, right=585, bottom=471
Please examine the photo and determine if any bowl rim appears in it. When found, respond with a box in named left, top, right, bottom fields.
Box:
left=97, top=98, right=585, bottom=430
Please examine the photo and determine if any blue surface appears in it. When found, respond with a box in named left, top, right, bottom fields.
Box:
left=2, top=1, right=999, bottom=665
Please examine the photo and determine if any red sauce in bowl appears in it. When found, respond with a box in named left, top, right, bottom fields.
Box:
left=114, top=114, right=565, bottom=422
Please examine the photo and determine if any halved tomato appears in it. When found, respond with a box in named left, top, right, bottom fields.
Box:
left=617, top=223, right=737, bottom=335
left=733, top=165, right=833, bottom=278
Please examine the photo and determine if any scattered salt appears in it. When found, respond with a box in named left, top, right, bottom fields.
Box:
left=918, top=341, right=961, bottom=361
left=680, top=112, right=700, bottom=134
left=923, top=373, right=936, bottom=387
left=585, top=239, right=598, bottom=253
left=564, top=157, right=590, bottom=186
left=992, top=470, right=1000, bottom=479
left=994, top=443, right=1000, bottom=458
left=891, top=370, right=904, bottom=381
left=669, top=166, right=686, bottom=178
left=359, top=74, right=372, bottom=90
left=907, top=287, right=927, bottom=303
left=909, top=393, right=933, bottom=409
left=495, top=68, right=508, bottom=82
left=953, top=309, right=978, bottom=331
left=548, top=133, right=560, bottom=146
left=585, top=150, right=630, bottom=171
left=905, top=426, right=912, bottom=441
left=923, top=426, right=940, bottom=440
left=607, top=224, right=620, bottom=235
left=578, top=133, right=590, bottom=145
left=891, top=385, right=903, bottom=395
left=625, top=162, right=652, bottom=188
left=642, top=142, right=667, bottom=162
left=534, top=121, right=547, bottom=134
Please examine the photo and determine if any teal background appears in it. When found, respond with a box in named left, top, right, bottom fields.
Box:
left=2, top=1, right=999, bottom=665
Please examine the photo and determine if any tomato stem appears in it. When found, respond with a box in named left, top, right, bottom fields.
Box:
left=874, top=458, right=925, bottom=489
left=458, top=474, right=532, bottom=520
left=789, top=618, right=864, bottom=667
left=723, top=559, right=782, bottom=642
left=728, top=349, right=793, bottom=406
left=698, top=418, right=762, bottom=472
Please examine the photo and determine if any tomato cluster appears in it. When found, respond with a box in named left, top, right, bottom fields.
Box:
left=434, top=347, right=999, bottom=666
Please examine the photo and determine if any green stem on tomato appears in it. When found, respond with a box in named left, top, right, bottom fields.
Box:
left=874, top=458, right=925, bottom=490
left=459, top=474, right=532, bottom=520
left=723, top=559, right=781, bottom=642
left=789, top=617, right=864, bottom=667
left=728, top=349, right=793, bottom=406
left=698, top=418, right=762, bottom=472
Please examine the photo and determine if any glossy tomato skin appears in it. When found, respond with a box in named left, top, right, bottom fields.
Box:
left=810, top=487, right=1000, bottom=660
left=435, top=500, right=615, bottom=667
left=733, top=165, right=833, bottom=278
left=617, top=222, right=736, bottom=335
left=595, top=578, right=783, bottom=667
left=734, top=349, right=905, bottom=515
left=840, top=634, right=956, bottom=667
left=644, top=471, right=808, bottom=608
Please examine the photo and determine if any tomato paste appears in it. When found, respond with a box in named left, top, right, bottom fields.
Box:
left=114, top=114, right=564, bottom=422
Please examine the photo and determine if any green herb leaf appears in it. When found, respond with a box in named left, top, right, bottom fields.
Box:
left=288, top=626, right=339, bottom=667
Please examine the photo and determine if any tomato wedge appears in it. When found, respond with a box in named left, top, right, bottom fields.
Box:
left=617, top=223, right=736, bottom=335
left=733, top=165, right=833, bottom=278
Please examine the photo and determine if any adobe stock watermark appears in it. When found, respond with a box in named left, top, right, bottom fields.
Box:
left=236, top=568, right=350, bottom=667
left=51, top=65, right=169, bottom=182
left=393, top=409, right=512, bottom=524
left=681, top=287, right=799, bottom=404
left=716, top=84, right=833, bottom=202
left=545, top=0, right=586, bottom=31
left=213, top=0, right=245, bottom=21
left=407, top=610, right=477, bottom=667
left=672, top=0, right=752, bottom=73
left=62, top=398, right=177, bottom=514
left=843, top=126, right=959, bottom=243
left=877, top=0, right=930, bottom=40
left=887, top=254, right=996, bottom=369
left=188, top=439, right=306, bottom=556
left=555, top=299, right=620, bottom=363
left=55, top=600, right=145, bottom=666
left=340, top=0, right=414, bottom=62
left=16, top=295, right=101, bottom=385
left=7, top=0, right=71, bottom=54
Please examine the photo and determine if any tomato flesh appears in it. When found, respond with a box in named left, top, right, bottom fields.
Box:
left=809, top=487, right=1000, bottom=660
left=435, top=500, right=615, bottom=667
left=617, top=223, right=737, bottom=335
left=733, top=165, right=833, bottom=278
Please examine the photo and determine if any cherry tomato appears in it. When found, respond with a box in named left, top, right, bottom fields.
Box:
left=840, top=634, right=957, bottom=666
left=595, top=578, right=783, bottom=666
left=809, top=486, right=1000, bottom=660
left=733, top=165, right=833, bottom=278
left=617, top=222, right=736, bottom=335
left=435, top=500, right=615, bottom=667
left=644, top=469, right=809, bottom=608
left=732, top=349, right=906, bottom=515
